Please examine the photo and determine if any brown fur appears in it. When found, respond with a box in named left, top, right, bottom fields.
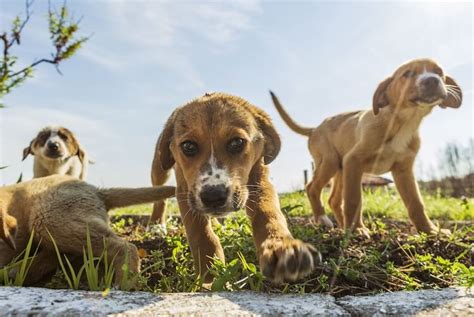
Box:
left=151, top=92, right=318, bottom=283
left=271, top=58, right=462, bottom=236
left=0, top=175, right=175, bottom=286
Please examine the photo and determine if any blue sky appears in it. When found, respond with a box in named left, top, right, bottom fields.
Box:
left=0, top=0, right=472, bottom=191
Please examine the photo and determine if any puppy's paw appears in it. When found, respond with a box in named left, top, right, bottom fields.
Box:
left=315, top=215, right=334, bottom=229
left=439, top=228, right=452, bottom=236
left=147, top=223, right=168, bottom=235
left=419, top=223, right=451, bottom=237
left=354, top=226, right=370, bottom=238
left=260, top=237, right=320, bottom=284
left=428, top=227, right=452, bottom=236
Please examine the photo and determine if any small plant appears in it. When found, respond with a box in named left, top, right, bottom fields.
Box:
left=48, top=229, right=84, bottom=289
left=208, top=251, right=263, bottom=292
left=81, top=227, right=118, bottom=291
left=0, top=229, right=39, bottom=286
left=46, top=226, right=137, bottom=291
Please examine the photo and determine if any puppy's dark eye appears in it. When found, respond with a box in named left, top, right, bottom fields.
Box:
left=181, top=141, right=198, bottom=156
left=58, top=132, right=68, bottom=140
left=403, top=70, right=415, bottom=78
left=227, top=138, right=246, bottom=154
left=37, top=132, right=50, bottom=144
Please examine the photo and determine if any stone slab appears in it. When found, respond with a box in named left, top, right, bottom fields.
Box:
left=338, top=287, right=473, bottom=317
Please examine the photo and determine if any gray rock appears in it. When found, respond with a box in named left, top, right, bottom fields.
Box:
left=338, top=287, right=474, bottom=316
left=113, top=292, right=348, bottom=316
left=0, top=286, right=472, bottom=316
left=0, top=287, right=347, bottom=316
left=0, top=287, right=157, bottom=316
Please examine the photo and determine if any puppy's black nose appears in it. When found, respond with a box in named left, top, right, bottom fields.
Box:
left=422, top=77, right=440, bottom=90
left=47, top=141, right=59, bottom=151
left=200, top=185, right=228, bottom=208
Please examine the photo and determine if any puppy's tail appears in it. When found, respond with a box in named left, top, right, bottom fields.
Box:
left=270, top=91, right=313, bottom=137
left=98, top=186, right=176, bottom=210
left=1, top=208, right=17, bottom=250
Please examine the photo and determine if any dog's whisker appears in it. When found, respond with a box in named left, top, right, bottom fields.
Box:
left=445, top=88, right=461, bottom=103
left=245, top=204, right=256, bottom=218
left=445, top=84, right=461, bottom=91
left=246, top=184, right=264, bottom=189
left=175, top=198, right=190, bottom=204
left=446, top=88, right=460, bottom=95
left=447, top=89, right=461, bottom=103
left=182, top=207, right=193, bottom=221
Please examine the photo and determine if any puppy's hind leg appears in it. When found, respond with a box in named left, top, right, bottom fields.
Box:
left=306, top=159, right=338, bottom=228
left=150, top=201, right=166, bottom=226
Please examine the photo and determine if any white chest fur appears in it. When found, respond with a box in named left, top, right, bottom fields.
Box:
left=34, top=156, right=82, bottom=178
left=366, top=106, right=433, bottom=175
left=389, top=107, right=432, bottom=153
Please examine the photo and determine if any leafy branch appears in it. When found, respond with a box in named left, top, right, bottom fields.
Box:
left=0, top=0, right=88, bottom=102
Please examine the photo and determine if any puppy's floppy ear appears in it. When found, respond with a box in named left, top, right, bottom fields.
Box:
left=1, top=210, right=17, bottom=251
left=77, top=146, right=87, bottom=164
left=440, top=75, right=462, bottom=109
left=253, top=109, right=281, bottom=165
left=157, top=113, right=176, bottom=170
left=74, top=144, right=89, bottom=180
left=372, top=77, right=393, bottom=115
left=22, top=139, right=35, bottom=161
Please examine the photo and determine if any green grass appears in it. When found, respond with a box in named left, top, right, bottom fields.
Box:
left=3, top=189, right=473, bottom=295
left=111, top=201, right=180, bottom=217
left=106, top=188, right=473, bottom=296
left=280, top=188, right=473, bottom=221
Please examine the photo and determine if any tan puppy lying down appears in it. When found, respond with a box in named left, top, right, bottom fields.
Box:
left=271, top=58, right=462, bottom=236
left=0, top=175, right=175, bottom=286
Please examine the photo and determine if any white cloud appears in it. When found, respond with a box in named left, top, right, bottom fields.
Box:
left=78, top=44, right=123, bottom=71
left=105, top=0, right=261, bottom=48
left=77, top=1, right=262, bottom=88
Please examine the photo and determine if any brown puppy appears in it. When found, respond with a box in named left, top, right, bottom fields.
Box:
left=0, top=175, right=175, bottom=286
left=151, top=92, right=318, bottom=283
left=23, top=126, right=90, bottom=180
left=271, top=58, right=462, bottom=236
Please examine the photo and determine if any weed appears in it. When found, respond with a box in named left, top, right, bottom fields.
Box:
left=0, top=229, right=39, bottom=286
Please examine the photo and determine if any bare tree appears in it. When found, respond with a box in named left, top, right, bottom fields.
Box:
left=435, top=139, right=474, bottom=196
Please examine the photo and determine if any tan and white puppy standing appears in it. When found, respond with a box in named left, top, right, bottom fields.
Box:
left=22, top=126, right=90, bottom=180
left=271, top=58, right=463, bottom=236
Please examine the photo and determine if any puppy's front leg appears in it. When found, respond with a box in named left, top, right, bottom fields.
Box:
left=342, top=154, right=368, bottom=237
left=246, top=161, right=318, bottom=284
left=177, top=186, right=224, bottom=283
left=392, top=162, right=443, bottom=234
left=150, top=159, right=172, bottom=225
